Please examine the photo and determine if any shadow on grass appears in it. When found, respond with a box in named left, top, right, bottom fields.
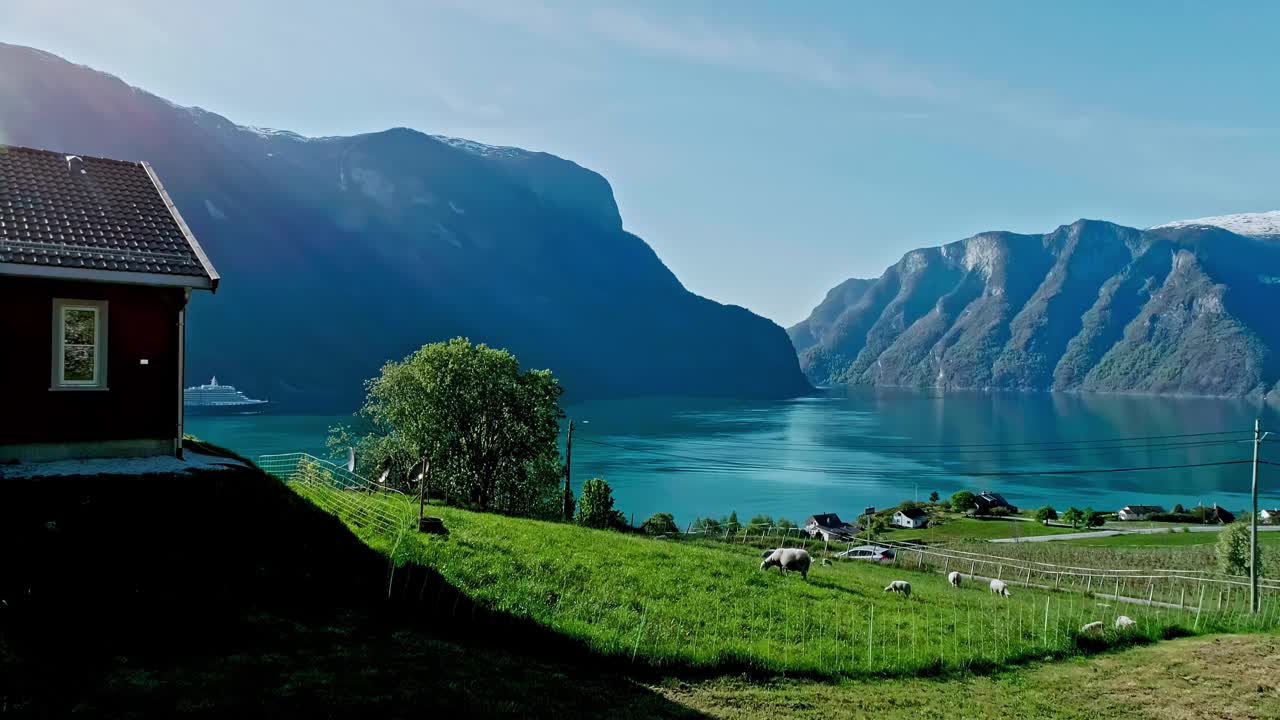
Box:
left=0, top=468, right=706, bottom=719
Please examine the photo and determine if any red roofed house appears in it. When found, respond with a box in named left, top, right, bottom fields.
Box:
left=0, top=146, right=219, bottom=462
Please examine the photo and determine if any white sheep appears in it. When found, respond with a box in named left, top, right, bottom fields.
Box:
left=884, top=580, right=912, bottom=598
left=1080, top=621, right=1104, bottom=635
left=1114, top=615, right=1136, bottom=630
left=989, top=579, right=1011, bottom=597
left=760, top=548, right=811, bottom=579
left=948, top=571, right=962, bottom=587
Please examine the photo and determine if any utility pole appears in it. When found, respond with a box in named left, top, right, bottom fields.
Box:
left=418, top=454, right=431, bottom=526
left=563, top=420, right=574, bottom=521
left=1251, top=418, right=1261, bottom=614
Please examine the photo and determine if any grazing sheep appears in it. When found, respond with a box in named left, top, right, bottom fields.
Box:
left=1114, top=615, right=1136, bottom=630
left=948, top=571, right=962, bottom=587
left=1080, top=621, right=1104, bottom=635
left=989, top=579, right=1011, bottom=597
left=884, top=580, right=912, bottom=598
left=760, top=548, right=811, bottom=579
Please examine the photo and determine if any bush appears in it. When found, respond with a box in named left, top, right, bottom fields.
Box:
left=776, top=517, right=796, bottom=530
left=575, top=478, right=617, bottom=530
left=950, top=491, right=977, bottom=515
left=1172, top=503, right=1186, bottom=514
left=726, top=511, right=741, bottom=535
left=1216, top=521, right=1262, bottom=576
left=1083, top=507, right=1105, bottom=528
left=987, top=505, right=1012, bottom=517
left=747, top=514, right=774, bottom=531
left=641, top=512, right=679, bottom=536
left=1034, top=505, right=1058, bottom=523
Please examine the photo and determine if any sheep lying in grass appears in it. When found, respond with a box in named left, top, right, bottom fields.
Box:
left=760, top=548, right=811, bottom=579
left=884, top=580, right=912, bottom=598
left=1080, top=621, right=1104, bottom=635
left=989, top=579, right=1011, bottom=597
left=948, top=571, right=962, bottom=587
left=1114, top=615, right=1136, bottom=630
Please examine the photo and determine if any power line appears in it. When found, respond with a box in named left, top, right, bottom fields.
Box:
left=614, top=430, right=1244, bottom=453
left=576, top=437, right=1252, bottom=479
left=656, top=429, right=1250, bottom=450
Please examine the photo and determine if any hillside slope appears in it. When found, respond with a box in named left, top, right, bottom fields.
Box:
left=792, top=218, right=1280, bottom=397
left=0, top=43, right=809, bottom=410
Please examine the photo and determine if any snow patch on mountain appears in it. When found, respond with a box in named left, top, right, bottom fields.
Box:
left=1153, top=211, right=1280, bottom=238
left=431, top=135, right=523, bottom=159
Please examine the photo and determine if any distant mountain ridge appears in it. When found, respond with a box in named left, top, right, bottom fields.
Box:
left=791, top=216, right=1280, bottom=398
left=0, top=43, right=810, bottom=410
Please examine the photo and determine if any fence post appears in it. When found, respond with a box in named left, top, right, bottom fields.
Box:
left=1194, top=585, right=1206, bottom=631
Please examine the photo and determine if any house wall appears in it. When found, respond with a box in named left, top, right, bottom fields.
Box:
left=0, top=277, right=185, bottom=459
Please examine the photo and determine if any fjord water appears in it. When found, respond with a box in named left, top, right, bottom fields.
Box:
left=188, top=389, right=1280, bottom=526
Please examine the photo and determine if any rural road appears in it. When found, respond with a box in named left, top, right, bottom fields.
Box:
left=990, top=525, right=1280, bottom=543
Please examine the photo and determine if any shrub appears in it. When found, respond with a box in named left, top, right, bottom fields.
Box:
left=950, top=491, right=977, bottom=515
left=777, top=517, right=796, bottom=530
left=1034, top=505, right=1058, bottom=523
left=747, top=514, right=774, bottom=531
left=988, top=505, right=1012, bottom=517
left=1216, top=521, right=1262, bottom=576
left=726, top=511, right=741, bottom=535
left=1083, top=507, right=1105, bottom=527
left=1173, top=503, right=1186, bottom=514
left=641, top=512, right=679, bottom=536
left=575, top=478, right=617, bottom=529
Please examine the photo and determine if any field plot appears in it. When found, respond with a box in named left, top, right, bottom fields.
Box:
left=272, top=454, right=1280, bottom=679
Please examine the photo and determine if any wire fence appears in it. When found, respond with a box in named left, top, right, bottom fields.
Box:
left=260, top=453, right=1280, bottom=676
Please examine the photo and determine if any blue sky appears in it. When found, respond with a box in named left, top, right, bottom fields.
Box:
left=8, top=1, right=1279, bottom=324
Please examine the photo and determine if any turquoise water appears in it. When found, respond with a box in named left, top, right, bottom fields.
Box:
left=188, top=388, right=1280, bottom=527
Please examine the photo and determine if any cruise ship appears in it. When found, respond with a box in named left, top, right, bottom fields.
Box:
left=183, top=376, right=269, bottom=415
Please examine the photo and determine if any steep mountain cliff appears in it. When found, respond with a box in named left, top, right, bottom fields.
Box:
left=0, top=44, right=809, bottom=410
left=792, top=217, right=1280, bottom=397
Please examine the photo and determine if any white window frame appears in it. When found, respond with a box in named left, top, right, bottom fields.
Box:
left=51, top=298, right=108, bottom=390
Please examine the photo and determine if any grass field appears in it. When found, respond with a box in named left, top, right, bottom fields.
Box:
left=290, top=482, right=1280, bottom=679
left=886, top=515, right=1079, bottom=542
left=1058, top=529, right=1280, bottom=548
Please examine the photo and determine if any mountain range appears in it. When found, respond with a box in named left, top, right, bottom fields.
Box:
left=0, top=43, right=810, bottom=411
left=790, top=215, right=1280, bottom=398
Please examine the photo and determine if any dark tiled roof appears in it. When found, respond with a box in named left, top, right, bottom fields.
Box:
left=808, top=513, right=846, bottom=527
left=898, top=507, right=928, bottom=519
left=1122, top=505, right=1164, bottom=514
left=0, top=145, right=217, bottom=286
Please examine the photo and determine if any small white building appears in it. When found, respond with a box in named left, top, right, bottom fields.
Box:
left=892, top=507, right=928, bottom=529
left=1261, top=509, right=1280, bottom=525
left=1117, top=505, right=1165, bottom=521
left=805, top=513, right=858, bottom=541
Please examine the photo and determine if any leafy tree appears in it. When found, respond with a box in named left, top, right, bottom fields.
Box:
left=929, top=491, right=940, bottom=503
left=576, top=478, right=617, bottom=529
left=748, top=514, right=774, bottom=531
left=864, top=514, right=891, bottom=539
left=950, top=491, right=977, bottom=516
left=334, top=338, right=564, bottom=517
left=776, top=517, right=796, bottom=531
left=1173, top=503, right=1186, bottom=514
left=1083, top=507, right=1105, bottom=527
left=1216, top=521, right=1262, bottom=576
left=641, top=512, right=678, bottom=536
left=726, top=511, right=741, bottom=536
left=1034, top=505, right=1058, bottom=524
left=1062, top=507, right=1085, bottom=529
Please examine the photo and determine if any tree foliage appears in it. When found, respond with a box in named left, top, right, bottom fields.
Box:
left=576, top=477, right=618, bottom=529
left=950, top=491, right=977, bottom=515
left=641, top=512, right=679, bottom=536
left=1062, top=507, right=1084, bottom=529
left=929, top=491, right=940, bottom=503
left=1034, top=505, right=1058, bottom=523
left=333, top=338, right=565, bottom=518
left=726, top=511, right=741, bottom=536
left=1217, top=521, right=1262, bottom=576
left=1083, top=507, right=1105, bottom=527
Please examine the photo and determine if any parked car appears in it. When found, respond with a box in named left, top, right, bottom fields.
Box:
left=835, top=545, right=895, bottom=562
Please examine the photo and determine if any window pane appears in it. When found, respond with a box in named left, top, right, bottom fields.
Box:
left=64, top=309, right=96, bottom=345
left=64, top=346, right=94, bottom=382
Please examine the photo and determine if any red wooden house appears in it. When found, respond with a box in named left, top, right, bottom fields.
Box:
left=0, top=145, right=219, bottom=462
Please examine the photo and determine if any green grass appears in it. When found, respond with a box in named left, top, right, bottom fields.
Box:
left=887, top=515, right=1079, bottom=542
left=1059, top=530, right=1280, bottom=548
left=291, top=484, right=1273, bottom=679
